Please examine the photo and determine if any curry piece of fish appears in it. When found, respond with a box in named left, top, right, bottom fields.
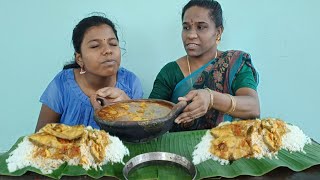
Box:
left=32, top=143, right=81, bottom=160
left=210, top=136, right=251, bottom=160
left=210, top=119, right=287, bottom=160
left=87, top=129, right=109, bottom=163
left=261, top=119, right=286, bottom=152
left=41, top=123, right=85, bottom=140
left=211, top=120, right=261, bottom=138
left=210, top=121, right=255, bottom=160
left=261, top=119, right=287, bottom=137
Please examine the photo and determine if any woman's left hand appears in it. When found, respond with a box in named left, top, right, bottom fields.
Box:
left=174, top=89, right=211, bottom=124
left=96, top=87, right=130, bottom=103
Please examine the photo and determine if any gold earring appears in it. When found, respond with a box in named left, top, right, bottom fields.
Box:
left=80, top=67, right=86, bottom=74
left=216, top=37, right=221, bottom=45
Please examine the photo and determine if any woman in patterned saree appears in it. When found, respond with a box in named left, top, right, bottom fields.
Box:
left=149, top=0, right=260, bottom=132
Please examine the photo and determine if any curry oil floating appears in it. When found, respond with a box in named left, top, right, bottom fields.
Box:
left=192, top=118, right=312, bottom=165
left=97, top=101, right=172, bottom=121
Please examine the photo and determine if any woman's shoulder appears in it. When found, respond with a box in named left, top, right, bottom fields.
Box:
left=52, top=69, right=74, bottom=82
left=49, top=68, right=84, bottom=97
left=162, top=61, right=179, bottom=69
left=117, top=67, right=143, bottom=99
left=117, top=67, right=139, bottom=80
left=155, top=61, right=183, bottom=81
left=117, top=67, right=142, bottom=87
left=222, top=50, right=251, bottom=59
left=40, top=68, right=87, bottom=113
left=159, top=61, right=180, bottom=73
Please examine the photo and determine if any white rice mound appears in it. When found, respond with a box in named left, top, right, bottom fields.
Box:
left=282, top=124, right=312, bottom=153
left=6, top=136, right=64, bottom=174
left=6, top=132, right=129, bottom=174
left=80, top=135, right=130, bottom=171
left=192, top=122, right=312, bottom=165
left=104, top=135, right=130, bottom=164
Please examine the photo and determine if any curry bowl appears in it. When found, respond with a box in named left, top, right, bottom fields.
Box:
left=91, top=96, right=187, bottom=143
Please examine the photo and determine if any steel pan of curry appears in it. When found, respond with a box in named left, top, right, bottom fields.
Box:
left=91, top=96, right=187, bottom=143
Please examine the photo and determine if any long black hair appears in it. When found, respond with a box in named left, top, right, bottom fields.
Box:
left=63, top=15, right=119, bottom=69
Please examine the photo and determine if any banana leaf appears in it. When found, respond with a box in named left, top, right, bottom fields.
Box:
left=1, top=130, right=320, bottom=179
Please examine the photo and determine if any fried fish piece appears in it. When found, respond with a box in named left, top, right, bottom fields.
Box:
left=29, top=132, right=72, bottom=149
left=210, top=125, right=233, bottom=138
left=41, top=123, right=85, bottom=140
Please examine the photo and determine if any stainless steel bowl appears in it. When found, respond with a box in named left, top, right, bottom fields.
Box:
left=123, top=152, right=197, bottom=180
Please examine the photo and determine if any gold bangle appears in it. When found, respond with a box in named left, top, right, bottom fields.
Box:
left=225, top=94, right=236, bottom=114
left=205, top=88, right=214, bottom=109
left=210, top=91, right=214, bottom=109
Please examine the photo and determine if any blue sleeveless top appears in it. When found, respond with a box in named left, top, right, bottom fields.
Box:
left=40, top=67, right=144, bottom=129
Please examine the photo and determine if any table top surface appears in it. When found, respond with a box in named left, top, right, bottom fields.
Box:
left=0, top=164, right=319, bottom=180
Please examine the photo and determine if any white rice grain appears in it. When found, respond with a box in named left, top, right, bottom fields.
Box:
left=6, top=137, right=34, bottom=173
left=104, top=135, right=130, bottom=164
left=6, top=137, right=64, bottom=174
left=282, top=124, right=312, bottom=153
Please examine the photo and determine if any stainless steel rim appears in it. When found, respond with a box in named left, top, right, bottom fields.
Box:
left=123, top=152, right=197, bottom=180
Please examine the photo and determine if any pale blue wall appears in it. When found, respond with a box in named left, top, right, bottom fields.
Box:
left=0, top=0, right=319, bottom=152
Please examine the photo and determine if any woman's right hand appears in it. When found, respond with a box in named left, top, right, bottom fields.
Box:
left=95, top=87, right=130, bottom=103
left=174, top=89, right=211, bottom=124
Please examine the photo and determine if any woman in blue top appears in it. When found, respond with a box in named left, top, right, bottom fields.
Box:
left=35, top=15, right=143, bottom=131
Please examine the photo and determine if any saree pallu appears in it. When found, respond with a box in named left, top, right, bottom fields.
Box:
left=170, top=50, right=258, bottom=132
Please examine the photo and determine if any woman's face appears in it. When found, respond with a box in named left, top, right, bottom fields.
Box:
left=76, top=24, right=121, bottom=77
left=182, top=6, right=221, bottom=58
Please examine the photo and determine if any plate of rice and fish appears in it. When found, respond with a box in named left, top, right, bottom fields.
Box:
left=2, top=123, right=129, bottom=179
left=192, top=118, right=320, bottom=178
left=193, top=118, right=313, bottom=165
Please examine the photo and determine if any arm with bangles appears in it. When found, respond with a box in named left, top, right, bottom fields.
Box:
left=174, top=88, right=260, bottom=124
left=210, top=88, right=260, bottom=118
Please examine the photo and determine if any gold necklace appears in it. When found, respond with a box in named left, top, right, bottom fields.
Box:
left=187, top=50, right=218, bottom=84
